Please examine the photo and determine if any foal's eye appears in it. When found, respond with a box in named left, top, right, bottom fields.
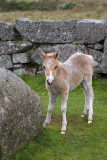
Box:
left=42, top=66, right=46, bottom=70
left=54, top=66, right=57, bottom=70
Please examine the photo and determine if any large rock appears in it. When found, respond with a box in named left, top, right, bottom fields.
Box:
left=32, top=43, right=86, bottom=65
left=0, top=69, right=43, bottom=160
left=15, top=18, right=77, bottom=43
left=13, top=66, right=37, bottom=76
left=0, top=21, right=22, bottom=41
left=75, top=19, right=107, bottom=44
left=13, top=52, right=31, bottom=64
left=0, top=55, right=13, bottom=69
left=0, top=41, right=32, bottom=55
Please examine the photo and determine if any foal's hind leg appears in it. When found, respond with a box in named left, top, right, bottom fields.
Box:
left=81, top=81, right=89, bottom=117
left=81, top=75, right=94, bottom=124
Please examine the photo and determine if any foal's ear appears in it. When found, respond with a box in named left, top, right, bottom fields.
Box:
left=41, top=50, right=46, bottom=59
left=54, top=50, right=59, bottom=59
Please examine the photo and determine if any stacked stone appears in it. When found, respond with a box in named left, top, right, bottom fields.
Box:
left=0, top=21, right=35, bottom=76
left=0, top=18, right=107, bottom=76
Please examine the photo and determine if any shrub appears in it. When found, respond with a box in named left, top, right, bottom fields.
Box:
left=34, top=0, right=59, bottom=11
left=0, top=0, right=35, bottom=11
left=0, top=0, right=106, bottom=11
left=58, top=2, right=76, bottom=10
left=0, top=0, right=60, bottom=11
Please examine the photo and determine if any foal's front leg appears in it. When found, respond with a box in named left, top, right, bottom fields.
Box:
left=43, top=92, right=57, bottom=127
left=61, top=92, right=68, bottom=134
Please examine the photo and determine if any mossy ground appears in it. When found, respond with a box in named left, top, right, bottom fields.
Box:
left=6, top=75, right=107, bottom=160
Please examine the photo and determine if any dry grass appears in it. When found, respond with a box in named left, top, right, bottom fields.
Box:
left=6, top=0, right=107, bottom=3
left=0, top=0, right=107, bottom=22
left=0, top=7, right=107, bottom=23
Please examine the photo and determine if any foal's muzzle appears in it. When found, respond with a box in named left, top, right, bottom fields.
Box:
left=47, top=79, right=54, bottom=85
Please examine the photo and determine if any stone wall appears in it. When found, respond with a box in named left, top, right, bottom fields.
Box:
left=0, top=18, right=107, bottom=76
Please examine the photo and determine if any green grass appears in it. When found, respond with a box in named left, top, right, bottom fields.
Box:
left=6, top=75, right=107, bottom=160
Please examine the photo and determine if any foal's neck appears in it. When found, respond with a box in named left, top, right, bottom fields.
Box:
left=57, top=61, right=68, bottom=78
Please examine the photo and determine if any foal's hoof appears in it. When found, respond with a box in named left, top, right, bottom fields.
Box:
left=61, top=130, right=66, bottom=134
left=43, top=122, right=47, bottom=128
left=81, top=114, right=87, bottom=118
left=88, top=120, right=92, bottom=124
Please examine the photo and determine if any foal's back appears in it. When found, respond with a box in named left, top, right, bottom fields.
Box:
left=71, top=53, right=93, bottom=73
left=62, top=52, right=93, bottom=90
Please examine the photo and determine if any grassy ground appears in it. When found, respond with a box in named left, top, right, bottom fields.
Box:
left=6, top=75, right=107, bottom=160
left=0, top=8, right=107, bottom=23
left=0, top=0, right=107, bottom=22
left=0, top=0, right=107, bottom=23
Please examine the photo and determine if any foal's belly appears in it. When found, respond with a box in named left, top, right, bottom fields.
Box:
left=69, top=71, right=84, bottom=90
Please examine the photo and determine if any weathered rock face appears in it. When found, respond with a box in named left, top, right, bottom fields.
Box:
left=0, top=68, right=43, bottom=160
left=13, top=66, right=37, bottom=76
left=0, top=41, right=32, bottom=55
left=101, top=55, right=107, bottom=74
left=102, top=38, right=107, bottom=73
left=13, top=52, right=31, bottom=64
left=88, top=48, right=104, bottom=73
left=104, top=38, right=107, bottom=54
left=32, top=43, right=86, bottom=65
left=0, top=21, right=16, bottom=40
left=0, top=55, right=13, bottom=69
left=15, top=18, right=77, bottom=43
left=75, top=19, right=106, bottom=44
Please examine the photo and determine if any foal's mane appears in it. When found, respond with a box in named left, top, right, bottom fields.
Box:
left=46, top=52, right=58, bottom=59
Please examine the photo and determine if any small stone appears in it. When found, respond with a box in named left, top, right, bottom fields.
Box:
left=0, top=55, right=13, bottom=69
left=13, top=64, right=23, bottom=69
left=13, top=53, right=31, bottom=64
left=94, top=43, right=103, bottom=50
left=0, top=41, right=32, bottom=55
left=13, top=67, right=36, bottom=76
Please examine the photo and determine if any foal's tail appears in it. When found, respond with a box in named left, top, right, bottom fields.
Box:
left=87, top=55, right=98, bottom=75
left=88, top=55, right=98, bottom=67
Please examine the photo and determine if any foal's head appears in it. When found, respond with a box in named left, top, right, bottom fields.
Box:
left=41, top=50, right=59, bottom=85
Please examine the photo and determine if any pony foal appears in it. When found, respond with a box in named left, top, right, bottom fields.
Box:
left=41, top=50, right=94, bottom=134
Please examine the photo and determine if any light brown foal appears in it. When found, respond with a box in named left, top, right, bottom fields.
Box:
left=41, top=50, right=94, bottom=134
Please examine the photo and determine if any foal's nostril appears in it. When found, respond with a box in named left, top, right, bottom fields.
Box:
left=47, top=79, right=53, bottom=85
